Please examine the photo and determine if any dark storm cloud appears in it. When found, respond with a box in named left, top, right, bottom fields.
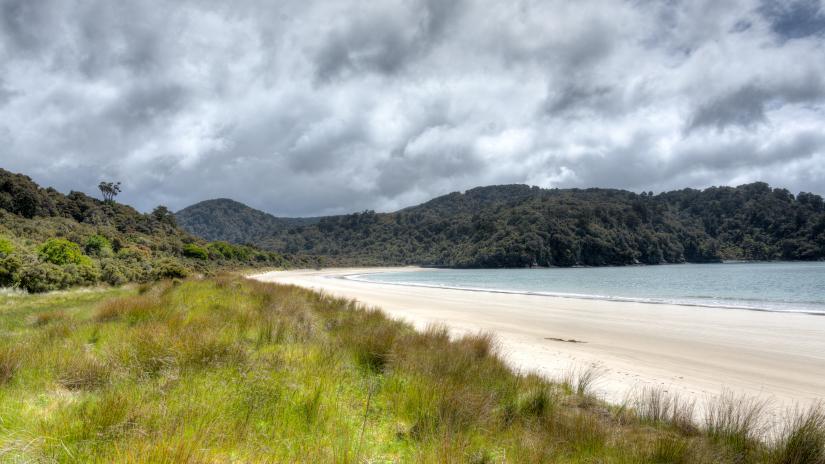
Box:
left=759, top=0, right=825, bottom=40
left=688, top=72, right=825, bottom=131
left=1, top=0, right=825, bottom=216
left=312, top=0, right=462, bottom=81
left=688, top=85, right=770, bottom=130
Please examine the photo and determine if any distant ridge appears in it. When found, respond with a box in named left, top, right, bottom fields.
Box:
left=175, top=198, right=321, bottom=244
left=177, top=183, right=825, bottom=268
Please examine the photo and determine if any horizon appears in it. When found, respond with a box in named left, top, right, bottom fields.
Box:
left=2, top=1, right=825, bottom=216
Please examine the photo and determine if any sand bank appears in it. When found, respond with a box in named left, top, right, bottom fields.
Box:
left=251, top=267, right=825, bottom=417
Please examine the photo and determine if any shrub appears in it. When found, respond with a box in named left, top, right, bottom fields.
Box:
left=85, top=234, right=113, bottom=257
left=17, top=262, right=67, bottom=293
left=99, top=258, right=147, bottom=286
left=62, top=262, right=101, bottom=287
left=0, top=254, right=22, bottom=287
left=38, top=238, right=91, bottom=266
left=100, top=259, right=128, bottom=285
left=0, top=236, right=14, bottom=257
left=207, top=241, right=234, bottom=260
left=207, top=241, right=251, bottom=261
left=182, top=243, right=208, bottom=260
left=116, top=246, right=150, bottom=261
left=152, top=258, right=189, bottom=279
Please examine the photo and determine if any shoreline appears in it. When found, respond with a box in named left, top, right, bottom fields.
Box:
left=342, top=269, right=825, bottom=316
left=251, top=267, right=825, bottom=422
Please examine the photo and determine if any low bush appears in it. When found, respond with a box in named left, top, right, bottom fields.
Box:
left=0, top=236, right=14, bottom=257
left=182, top=243, right=209, bottom=260
left=0, top=254, right=21, bottom=287
left=85, top=234, right=113, bottom=257
left=152, top=258, right=189, bottom=279
left=16, top=262, right=67, bottom=293
left=38, top=238, right=91, bottom=266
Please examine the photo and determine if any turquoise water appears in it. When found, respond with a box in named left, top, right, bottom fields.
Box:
left=352, top=262, right=825, bottom=314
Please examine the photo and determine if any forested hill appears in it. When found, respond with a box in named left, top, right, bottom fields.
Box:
left=0, top=168, right=301, bottom=292
left=179, top=183, right=825, bottom=267
left=176, top=198, right=321, bottom=243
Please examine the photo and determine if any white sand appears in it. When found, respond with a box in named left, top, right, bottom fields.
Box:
left=251, top=267, right=825, bottom=418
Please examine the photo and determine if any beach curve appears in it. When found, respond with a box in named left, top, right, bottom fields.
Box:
left=250, top=267, right=825, bottom=419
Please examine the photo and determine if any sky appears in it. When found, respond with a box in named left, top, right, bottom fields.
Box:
left=1, top=0, right=824, bottom=216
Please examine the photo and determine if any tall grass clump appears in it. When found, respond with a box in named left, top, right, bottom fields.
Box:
left=0, top=343, right=22, bottom=384
left=634, top=386, right=697, bottom=434
left=704, top=390, right=769, bottom=457
left=562, top=363, right=605, bottom=396
left=56, top=351, right=111, bottom=390
left=771, top=405, right=825, bottom=464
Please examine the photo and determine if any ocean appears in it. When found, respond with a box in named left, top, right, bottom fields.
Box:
left=351, top=261, right=825, bottom=314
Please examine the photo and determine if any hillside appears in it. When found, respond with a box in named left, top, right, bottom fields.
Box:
left=179, top=183, right=825, bottom=267
left=0, top=168, right=301, bottom=292
left=176, top=198, right=320, bottom=243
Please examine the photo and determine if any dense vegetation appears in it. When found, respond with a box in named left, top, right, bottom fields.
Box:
left=0, top=168, right=302, bottom=292
left=176, top=198, right=321, bottom=243
left=0, top=276, right=821, bottom=462
left=179, top=183, right=825, bottom=267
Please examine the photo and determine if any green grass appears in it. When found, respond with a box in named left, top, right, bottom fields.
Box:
left=0, top=277, right=822, bottom=463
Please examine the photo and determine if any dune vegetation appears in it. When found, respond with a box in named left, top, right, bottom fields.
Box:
left=0, top=276, right=822, bottom=463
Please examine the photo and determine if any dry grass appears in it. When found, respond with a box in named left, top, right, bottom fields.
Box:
left=31, top=309, right=66, bottom=327
left=56, top=352, right=111, bottom=390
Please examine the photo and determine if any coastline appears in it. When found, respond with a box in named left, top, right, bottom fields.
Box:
left=343, top=268, right=825, bottom=316
left=251, top=267, right=825, bottom=420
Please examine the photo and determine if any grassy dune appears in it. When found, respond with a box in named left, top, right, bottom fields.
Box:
left=0, top=278, right=822, bottom=463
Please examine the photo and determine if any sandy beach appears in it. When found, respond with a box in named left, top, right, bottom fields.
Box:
left=251, top=267, right=825, bottom=417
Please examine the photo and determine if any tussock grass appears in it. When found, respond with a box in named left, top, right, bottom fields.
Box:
left=0, top=343, right=21, bottom=384
left=705, top=390, right=770, bottom=456
left=562, top=362, right=605, bottom=396
left=772, top=405, right=825, bottom=464
left=31, top=309, right=66, bottom=327
left=634, top=386, right=698, bottom=434
left=56, top=351, right=111, bottom=390
left=0, top=277, right=823, bottom=462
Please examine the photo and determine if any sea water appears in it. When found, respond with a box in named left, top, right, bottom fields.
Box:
left=351, top=261, right=825, bottom=314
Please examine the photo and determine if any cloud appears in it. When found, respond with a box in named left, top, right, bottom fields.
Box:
left=0, top=0, right=824, bottom=217
left=759, top=0, right=825, bottom=40
left=687, top=71, right=825, bottom=131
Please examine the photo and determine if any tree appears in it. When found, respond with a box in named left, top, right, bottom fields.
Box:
left=151, top=205, right=178, bottom=227
left=98, top=181, right=122, bottom=202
